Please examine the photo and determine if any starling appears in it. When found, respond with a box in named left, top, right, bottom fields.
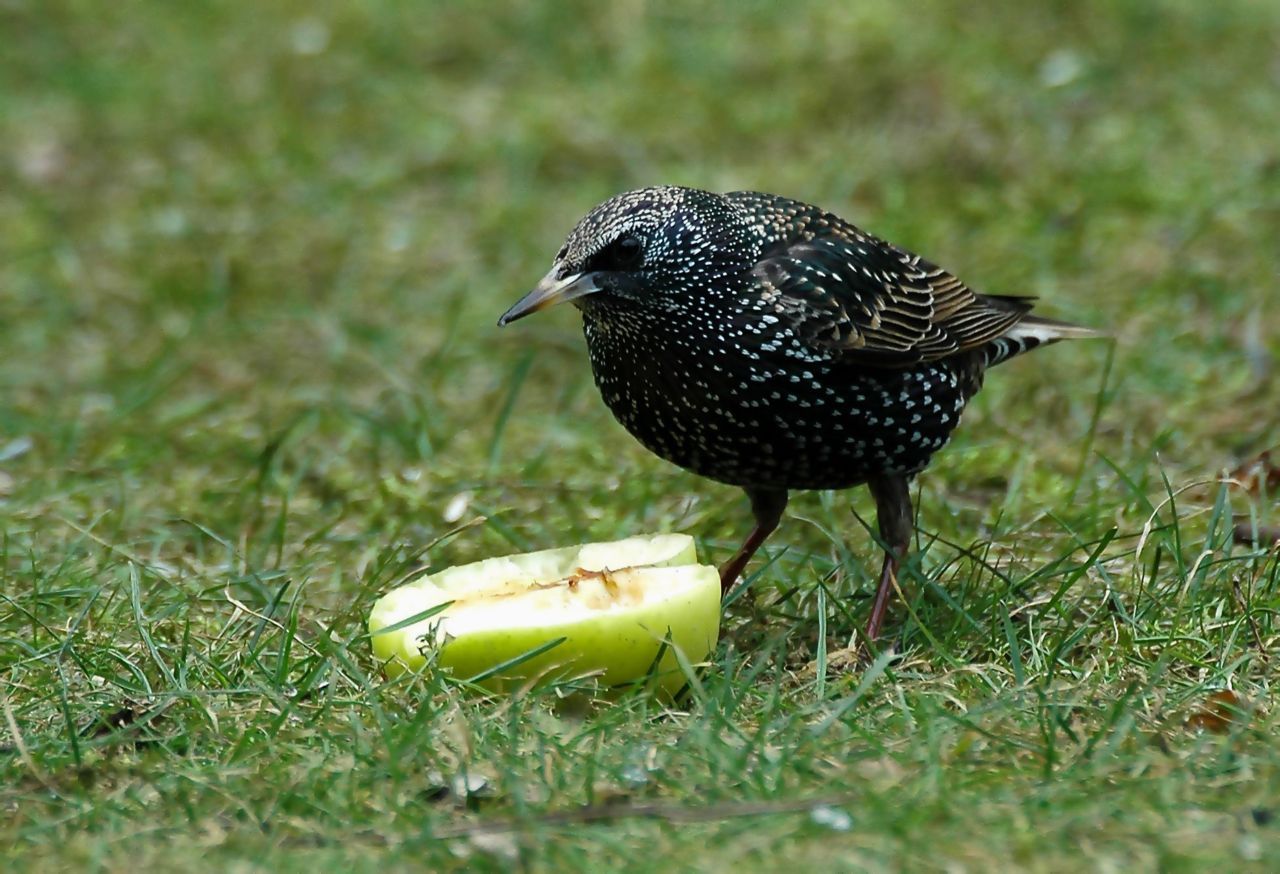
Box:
left=499, top=186, right=1097, bottom=643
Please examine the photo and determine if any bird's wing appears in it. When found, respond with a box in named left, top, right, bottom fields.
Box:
left=727, top=191, right=1033, bottom=366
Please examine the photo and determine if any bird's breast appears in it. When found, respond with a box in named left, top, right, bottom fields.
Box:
left=581, top=313, right=973, bottom=490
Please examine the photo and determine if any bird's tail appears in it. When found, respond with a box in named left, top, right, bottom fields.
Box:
left=1007, top=315, right=1105, bottom=344
left=984, top=314, right=1106, bottom=367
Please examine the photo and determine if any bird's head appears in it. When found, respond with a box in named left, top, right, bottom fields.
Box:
left=498, top=186, right=755, bottom=326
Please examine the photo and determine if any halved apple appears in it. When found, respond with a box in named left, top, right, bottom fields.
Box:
left=368, top=533, right=720, bottom=696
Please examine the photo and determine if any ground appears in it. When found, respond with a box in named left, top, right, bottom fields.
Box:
left=2, top=1, right=1278, bottom=870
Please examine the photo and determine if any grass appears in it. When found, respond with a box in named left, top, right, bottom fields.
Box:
left=2, top=0, right=1278, bottom=869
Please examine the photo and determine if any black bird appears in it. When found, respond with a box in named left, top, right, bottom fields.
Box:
left=499, top=186, right=1097, bottom=643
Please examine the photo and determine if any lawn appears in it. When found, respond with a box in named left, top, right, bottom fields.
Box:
left=3, top=1, right=1278, bottom=870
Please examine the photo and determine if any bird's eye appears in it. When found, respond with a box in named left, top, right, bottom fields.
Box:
left=615, top=235, right=642, bottom=264
left=590, top=234, right=645, bottom=272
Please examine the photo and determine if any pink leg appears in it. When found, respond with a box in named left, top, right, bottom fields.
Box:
left=864, top=475, right=913, bottom=642
left=719, top=488, right=788, bottom=596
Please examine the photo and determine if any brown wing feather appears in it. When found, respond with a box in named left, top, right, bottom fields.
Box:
left=728, top=191, right=1032, bottom=366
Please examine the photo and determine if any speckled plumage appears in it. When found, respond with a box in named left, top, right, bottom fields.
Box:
left=501, top=186, right=1097, bottom=643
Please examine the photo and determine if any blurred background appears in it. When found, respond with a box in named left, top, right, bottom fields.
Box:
left=3, top=2, right=1279, bottom=865
left=2, top=0, right=1277, bottom=589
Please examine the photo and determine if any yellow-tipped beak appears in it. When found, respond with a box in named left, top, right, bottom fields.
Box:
left=498, top=269, right=602, bottom=326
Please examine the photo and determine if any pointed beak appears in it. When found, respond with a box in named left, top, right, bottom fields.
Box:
left=497, top=268, right=602, bottom=326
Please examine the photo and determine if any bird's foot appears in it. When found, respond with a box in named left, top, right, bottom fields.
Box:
left=718, top=562, right=744, bottom=597
left=804, top=637, right=896, bottom=679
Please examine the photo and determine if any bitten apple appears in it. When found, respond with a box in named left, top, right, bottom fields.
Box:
left=368, top=534, right=720, bottom=696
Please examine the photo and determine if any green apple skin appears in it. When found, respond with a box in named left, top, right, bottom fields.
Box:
left=368, top=535, right=720, bottom=698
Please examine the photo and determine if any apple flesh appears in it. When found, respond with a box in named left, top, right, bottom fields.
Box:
left=368, top=533, right=720, bottom=696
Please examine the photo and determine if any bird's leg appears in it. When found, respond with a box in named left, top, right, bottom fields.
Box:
left=719, top=487, right=788, bottom=596
left=865, top=475, right=914, bottom=642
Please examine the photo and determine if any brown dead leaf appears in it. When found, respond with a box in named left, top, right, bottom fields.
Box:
left=80, top=701, right=175, bottom=749
left=1229, top=448, right=1280, bottom=497
left=1185, top=690, right=1251, bottom=734
left=84, top=706, right=140, bottom=739
left=1233, top=521, right=1280, bottom=547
